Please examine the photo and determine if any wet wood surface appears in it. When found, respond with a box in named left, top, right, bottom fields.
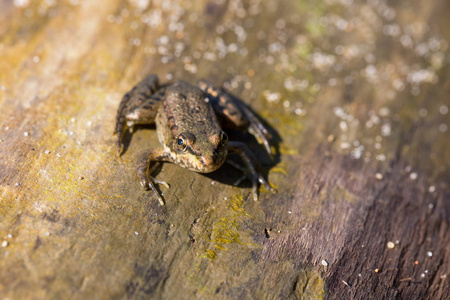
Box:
left=0, top=0, right=449, bottom=299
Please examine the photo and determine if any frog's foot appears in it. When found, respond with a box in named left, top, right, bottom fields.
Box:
left=240, top=105, right=273, bottom=157
left=233, top=173, right=276, bottom=201
left=115, top=91, right=132, bottom=155
left=114, top=74, right=162, bottom=156
left=137, top=150, right=171, bottom=205
left=139, top=175, right=169, bottom=206
left=227, top=141, right=277, bottom=201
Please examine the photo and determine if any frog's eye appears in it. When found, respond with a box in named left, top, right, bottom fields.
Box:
left=174, top=132, right=196, bottom=153
left=175, top=136, right=188, bottom=152
left=220, top=131, right=228, bottom=146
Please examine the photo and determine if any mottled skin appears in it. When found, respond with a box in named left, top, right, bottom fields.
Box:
left=115, top=74, right=276, bottom=205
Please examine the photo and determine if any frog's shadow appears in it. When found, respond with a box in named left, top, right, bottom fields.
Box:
left=203, top=98, right=282, bottom=189
left=119, top=94, right=282, bottom=191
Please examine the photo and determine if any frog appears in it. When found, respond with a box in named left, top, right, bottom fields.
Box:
left=114, top=74, right=276, bottom=205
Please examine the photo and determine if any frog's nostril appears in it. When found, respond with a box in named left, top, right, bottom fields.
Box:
left=198, top=151, right=223, bottom=173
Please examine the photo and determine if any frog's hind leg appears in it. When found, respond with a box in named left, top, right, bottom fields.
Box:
left=227, top=141, right=277, bottom=201
left=137, top=149, right=171, bottom=205
left=115, top=74, right=165, bottom=155
left=115, top=74, right=159, bottom=135
left=198, top=80, right=273, bottom=156
left=240, top=104, right=273, bottom=156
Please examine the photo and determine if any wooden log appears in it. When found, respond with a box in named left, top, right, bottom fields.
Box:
left=0, top=0, right=448, bottom=299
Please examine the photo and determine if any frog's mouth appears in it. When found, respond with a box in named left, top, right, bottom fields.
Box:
left=194, top=147, right=228, bottom=173
left=181, top=146, right=227, bottom=173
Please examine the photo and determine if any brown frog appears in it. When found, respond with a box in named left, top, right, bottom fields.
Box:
left=115, top=74, right=276, bottom=205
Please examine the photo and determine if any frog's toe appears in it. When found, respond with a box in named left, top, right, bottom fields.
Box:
left=258, top=176, right=277, bottom=194
left=139, top=176, right=169, bottom=206
left=252, top=190, right=259, bottom=201
left=152, top=177, right=170, bottom=189
left=139, top=177, right=150, bottom=190
left=248, top=173, right=276, bottom=201
left=251, top=179, right=259, bottom=201
left=116, top=139, right=124, bottom=156
left=126, top=121, right=135, bottom=133
left=234, top=173, right=261, bottom=201
left=115, top=124, right=126, bottom=156
left=248, top=125, right=272, bottom=156
left=151, top=188, right=166, bottom=206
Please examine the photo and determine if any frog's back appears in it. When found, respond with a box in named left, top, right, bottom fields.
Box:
left=163, top=81, right=221, bottom=138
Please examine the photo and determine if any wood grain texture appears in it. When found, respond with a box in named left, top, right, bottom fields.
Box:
left=0, top=0, right=449, bottom=299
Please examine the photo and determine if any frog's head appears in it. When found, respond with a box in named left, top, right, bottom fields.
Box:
left=169, top=131, right=228, bottom=173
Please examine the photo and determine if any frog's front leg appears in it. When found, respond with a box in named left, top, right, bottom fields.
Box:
left=137, top=149, right=172, bottom=205
left=115, top=74, right=165, bottom=155
left=198, top=80, right=273, bottom=156
left=227, top=141, right=277, bottom=201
